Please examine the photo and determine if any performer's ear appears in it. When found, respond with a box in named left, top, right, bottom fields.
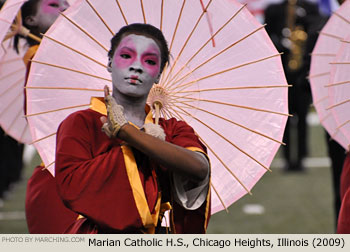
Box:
left=107, top=58, right=112, bottom=73
left=24, top=15, right=37, bottom=27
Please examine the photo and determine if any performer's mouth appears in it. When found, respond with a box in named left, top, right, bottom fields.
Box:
left=125, top=76, right=142, bottom=84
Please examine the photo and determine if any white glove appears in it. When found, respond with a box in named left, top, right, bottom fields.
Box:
left=143, top=123, right=166, bottom=141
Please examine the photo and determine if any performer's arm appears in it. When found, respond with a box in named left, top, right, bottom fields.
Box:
left=117, top=124, right=208, bottom=182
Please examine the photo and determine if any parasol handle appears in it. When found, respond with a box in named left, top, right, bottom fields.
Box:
left=12, top=24, right=42, bottom=43
left=154, top=101, right=162, bottom=125
left=27, top=32, right=42, bottom=43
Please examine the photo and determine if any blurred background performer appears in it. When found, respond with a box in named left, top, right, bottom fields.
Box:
left=0, top=0, right=24, bottom=209
left=12, top=0, right=77, bottom=233
left=264, top=0, right=322, bottom=172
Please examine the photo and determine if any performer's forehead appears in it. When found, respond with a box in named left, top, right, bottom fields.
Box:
left=116, top=32, right=163, bottom=52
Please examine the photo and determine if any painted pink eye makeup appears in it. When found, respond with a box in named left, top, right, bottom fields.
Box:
left=42, top=0, right=61, bottom=13
left=112, top=35, right=161, bottom=78
left=115, top=47, right=136, bottom=68
left=141, top=46, right=160, bottom=77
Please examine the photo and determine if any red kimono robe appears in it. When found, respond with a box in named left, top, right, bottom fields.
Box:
left=55, top=97, right=210, bottom=233
left=25, top=165, right=78, bottom=233
left=337, top=153, right=350, bottom=234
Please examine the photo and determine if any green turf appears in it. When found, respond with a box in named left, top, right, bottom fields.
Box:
left=207, top=167, right=334, bottom=233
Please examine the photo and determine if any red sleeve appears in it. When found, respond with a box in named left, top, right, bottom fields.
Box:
left=25, top=166, right=77, bottom=233
left=341, top=154, right=350, bottom=200
left=163, top=118, right=207, bottom=153
left=55, top=111, right=144, bottom=232
left=161, top=118, right=211, bottom=233
left=337, top=188, right=350, bottom=234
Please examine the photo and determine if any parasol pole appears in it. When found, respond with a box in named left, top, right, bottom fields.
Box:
left=149, top=85, right=168, bottom=125
left=154, top=101, right=161, bottom=125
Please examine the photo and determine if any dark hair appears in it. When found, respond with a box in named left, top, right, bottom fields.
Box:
left=14, top=0, right=41, bottom=52
left=108, top=23, right=169, bottom=73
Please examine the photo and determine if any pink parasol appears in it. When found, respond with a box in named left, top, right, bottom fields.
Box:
left=328, top=34, right=350, bottom=151
left=309, top=0, right=350, bottom=150
left=0, top=0, right=32, bottom=144
left=0, top=39, right=31, bottom=143
left=26, top=0, right=289, bottom=214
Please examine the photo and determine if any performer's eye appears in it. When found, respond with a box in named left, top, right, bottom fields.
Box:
left=145, top=59, right=156, bottom=65
left=49, top=3, right=59, bottom=8
left=120, top=54, right=131, bottom=59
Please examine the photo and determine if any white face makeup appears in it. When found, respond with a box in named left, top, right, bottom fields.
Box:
left=109, top=34, right=161, bottom=98
left=30, top=0, right=69, bottom=33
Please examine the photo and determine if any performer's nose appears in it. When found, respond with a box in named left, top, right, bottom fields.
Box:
left=129, top=66, right=143, bottom=74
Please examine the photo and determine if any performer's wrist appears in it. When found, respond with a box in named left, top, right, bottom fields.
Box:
left=117, top=123, right=132, bottom=140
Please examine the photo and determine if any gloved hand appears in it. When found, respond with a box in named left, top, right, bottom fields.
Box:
left=143, top=123, right=166, bottom=141
left=101, top=85, right=128, bottom=138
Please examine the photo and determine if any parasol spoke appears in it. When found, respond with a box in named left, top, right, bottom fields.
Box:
left=140, top=0, right=146, bottom=24
left=330, top=128, right=341, bottom=140
left=168, top=0, right=186, bottom=54
left=31, top=132, right=56, bottom=145
left=313, top=95, right=328, bottom=106
left=162, top=0, right=213, bottom=86
left=25, top=86, right=104, bottom=92
left=171, top=103, right=272, bottom=172
left=60, top=12, right=109, bottom=52
left=169, top=53, right=282, bottom=93
left=25, top=104, right=90, bottom=118
left=319, top=31, right=343, bottom=41
left=0, top=77, right=24, bottom=98
left=19, top=124, right=28, bottom=143
left=0, top=90, right=22, bottom=117
left=160, top=0, right=164, bottom=31
left=158, top=0, right=187, bottom=84
left=41, top=161, right=55, bottom=171
left=325, top=80, right=350, bottom=87
left=31, top=60, right=111, bottom=82
left=310, top=53, right=336, bottom=57
left=319, top=112, right=332, bottom=124
left=0, top=57, right=22, bottom=64
left=176, top=100, right=285, bottom=145
left=115, top=0, right=128, bottom=25
left=330, top=61, right=350, bottom=65
left=170, top=94, right=291, bottom=116
left=42, top=34, right=107, bottom=68
left=333, top=11, right=350, bottom=24
left=308, top=72, right=330, bottom=79
left=174, top=85, right=291, bottom=94
left=327, top=98, right=350, bottom=109
left=6, top=106, right=23, bottom=134
left=0, top=67, right=25, bottom=81
left=336, top=119, right=350, bottom=131
left=0, top=18, right=12, bottom=24
left=163, top=4, right=246, bottom=89
left=166, top=24, right=266, bottom=89
left=85, top=0, right=114, bottom=35
left=210, top=181, right=229, bottom=213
